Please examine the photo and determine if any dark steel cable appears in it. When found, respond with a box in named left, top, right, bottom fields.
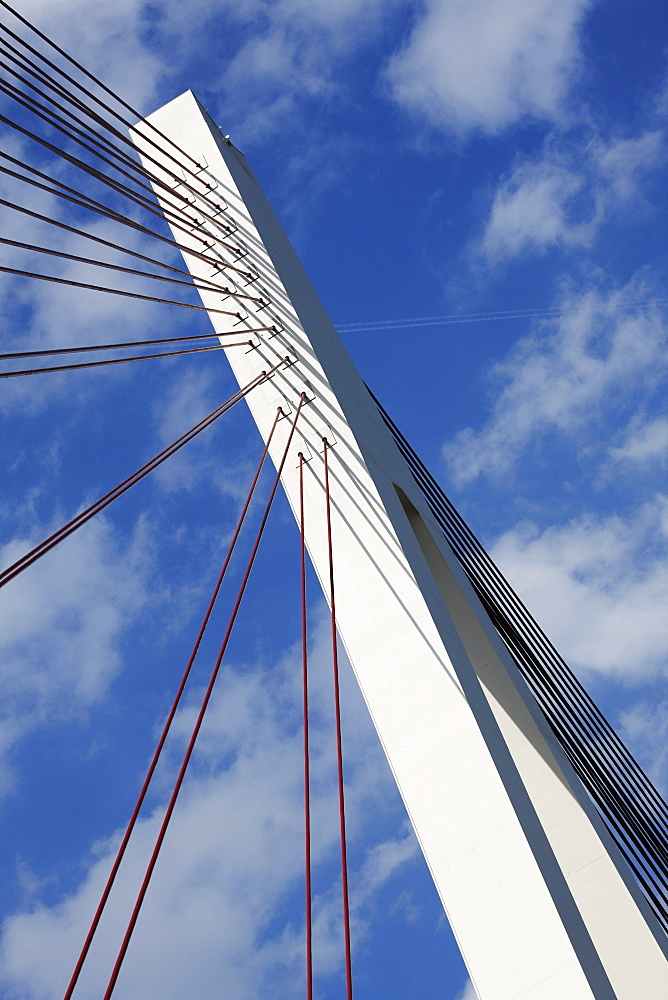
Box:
left=323, top=437, right=354, bottom=1000
left=0, top=41, right=239, bottom=238
left=374, top=392, right=668, bottom=828
left=299, top=452, right=314, bottom=1000
left=483, top=602, right=668, bottom=875
left=0, top=328, right=274, bottom=361
left=0, top=60, right=236, bottom=241
left=0, top=361, right=288, bottom=589
left=101, top=394, right=307, bottom=1000
left=0, top=48, right=186, bottom=200
left=0, top=236, right=266, bottom=304
left=61, top=408, right=282, bottom=1000
left=0, top=94, right=190, bottom=231
left=0, top=0, right=251, bottom=234
left=0, top=263, right=245, bottom=317
left=404, top=446, right=668, bottom=837
left=0, top=343, right=252, bottom=379
left=0, top=6, right=200, bottom=164
left=371, top=397, right=668, bottom=832
left=392, top=423, right=668, bottom=854
left=0, top=104, right=241, bottom=252
left=0, top=154, right=250, bottom=287
left=407, top=460, right=668, bottom=919
left=370, top=389, right=668, bottom=930
left=0, top=2, right=233, bottom=208
left=417, top=476, right=668, bottom=929
left=0, top=191, right=254, bottom=282
left=400, top=445, right=668, bottom=829
left=0, top=149, right=140, bottom=229
left=0, top=104, right=243, bottom=262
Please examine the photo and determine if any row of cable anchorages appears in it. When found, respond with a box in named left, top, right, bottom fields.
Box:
left=149, top=134, right=281, bottom=337
left=130, top=106, right=324, bottom=438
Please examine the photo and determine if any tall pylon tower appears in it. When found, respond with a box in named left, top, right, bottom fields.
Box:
left=131, top=92, right=668, bottom=1000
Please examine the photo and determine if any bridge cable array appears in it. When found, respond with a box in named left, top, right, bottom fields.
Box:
left=0, top=11, right=355, bottom=993
left=0, top=0, right=665, bottom=992
left=62, top=407, right=283, bottom=1000
left=0, top=3, right=263, bottom=329
left=0, top=342, right=251, bottom=380
left=100, top=395, right=308, bottom=1000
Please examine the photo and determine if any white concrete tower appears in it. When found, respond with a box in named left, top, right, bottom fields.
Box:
left=131, top=92, right=668, bottom=1000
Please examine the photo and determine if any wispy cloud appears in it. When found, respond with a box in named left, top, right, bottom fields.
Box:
left=476, top=130, right=664, bottom=264
left=490, top=496, right=668, bottom=680
left=443, top=278, right=667, bottom=485
left=0, top=514, right=154, bottom=796
left=386, top=0, right=592, bottom=134
left=618, top=699, right=668, bottom=795
left=15, top=0, right=167, bottom=111
left=0, top=616, right=421, bottom=998
left=609, top=415, right=668, bottom=467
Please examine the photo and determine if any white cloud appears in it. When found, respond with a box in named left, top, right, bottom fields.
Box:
left=478, top=130, right=664, bottom=264
left=480, top=157, right=594, bottom=262
left=594, top=130, right=664, bottom=200
left=456, top=980, right=478, bottom=1000
left=0, top=515, right=153, bottom=796
left=490, top=496, right=668, bottom=680
left=387, top=0, right=591, bottom=134
left=443, top=282, right=667, bottom=485
left=610, top=415, right=668, bottom=466
left=212, top=0, right=392, bottom=142
left=0, top=617, right=421, bottom=999
left=0, top=129, right=196, bottom=417
left=618, top=700, right=668, bottom=795
left=149, top=367, right=254, bottom=501
left=15, top=0, right=166, bottom=112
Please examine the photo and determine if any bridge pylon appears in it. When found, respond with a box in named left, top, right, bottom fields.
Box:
left=131, top=91, right=668, bottom=1000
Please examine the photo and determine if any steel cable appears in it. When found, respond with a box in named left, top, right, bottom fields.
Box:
left=0, top=39, right=238, bottom=238
left=0, top=236, right=266, bottom=304
left=0, top=360, right=288, bottom=589
left=371, top=390, right=668, bottom=933
left=0, top=192, right=255, bottom=283
left=0, top=262, right=248, bottom=317
left=374, top=392, right=668, bottom=825
left=0, top=343, right=252, bottom=379
left=0, top=328, right=274, bottom=362
left=0, top=105, right=242, bottom=255
left=0, top=2, right=234, bottom=216
left=100, top=394, right=307, bottom=1000
left=323, top=437, right=354, bottom=1000
left=400, top=443, right=668, bottom=836
left=299, top=451, right=314, bottom=1000
left=61, top=408, right=282, bottom=1000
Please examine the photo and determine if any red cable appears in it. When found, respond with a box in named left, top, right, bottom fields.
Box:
left=299, top=453, right=313, bottom=1000
left=62, top=409, right=282, bottom=1000
left=0, top=360, right=288, bottom=589
left=101, top=394, right=307, bottom=1000
left=323, top=438, right=353, bottom=1000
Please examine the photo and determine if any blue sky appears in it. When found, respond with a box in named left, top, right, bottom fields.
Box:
left=0, top=1, right=666, bottom=998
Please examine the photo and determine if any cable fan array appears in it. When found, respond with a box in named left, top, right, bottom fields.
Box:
left=0, top=5, right=355, bottom=997
left=0, top=0, right=280, bottom=380
left=1, top=2, right=666, bottom=998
